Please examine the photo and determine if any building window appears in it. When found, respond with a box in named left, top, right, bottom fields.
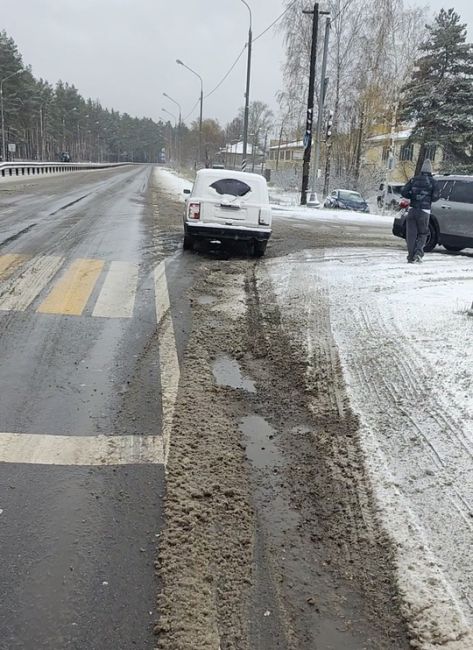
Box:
left=270, top=150, right=275, bottom=160
left=399, top=143, right=414, bottom=161
left=382, top=145, right=390, bottom=162
left=424, top=144, right=437, bottom=161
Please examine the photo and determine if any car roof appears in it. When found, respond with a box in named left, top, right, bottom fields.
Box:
left=196, top=168, right=266, bottom=183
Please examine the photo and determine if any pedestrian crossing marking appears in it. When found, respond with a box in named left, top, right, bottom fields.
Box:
left=37, top=258, right=105, bottom=316
left=0, top=253, right=28, bottom=280
left=0, top=253, right=171, bottom=321
left=0, top=255, right=65, bottom=312
left=0, top=432, right=165, bottom=466
left=92, top=261, right=138, bottom=319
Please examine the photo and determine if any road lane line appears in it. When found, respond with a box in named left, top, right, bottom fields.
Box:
left=159, top=317, right=180, bottom=465
left=92, top=261, right=139, bottom=318
left=154, top=261, right=170, bottom=324
left=37, top=258, right=104, bottom=315
left=0, top=255, right=64, bottom=311
left=0, top=254, right=28, bottom=279
left=0, top=432, right=164, bottom=465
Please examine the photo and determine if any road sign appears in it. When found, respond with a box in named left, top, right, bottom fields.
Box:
left=8, top=144, right=16, bottom=153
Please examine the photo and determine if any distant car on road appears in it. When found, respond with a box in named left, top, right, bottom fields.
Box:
left=182, top=168, right=272, bottom=256
left=324, top=189, right=370, bottom=212
left=377, top=182, right=404, bottom=209
left=393, top=174, right=473, bottom=252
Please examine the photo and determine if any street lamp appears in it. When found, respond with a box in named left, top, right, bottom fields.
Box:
left=1, top=69, right=25, bottom=162
left=162, top=108, right=178, bottom=163
left=239, top=0, right=252, bottom=172
left=163, top=92, right=182, bottom=166
left=176, top=59, right=203, bottom=165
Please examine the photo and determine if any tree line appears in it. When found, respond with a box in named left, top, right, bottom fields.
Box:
left=278, top=0, right=473, bottom=191
left=0, top=30, right=166, bottom=163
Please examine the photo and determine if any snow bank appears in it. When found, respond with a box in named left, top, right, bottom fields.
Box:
left=153, top=167, right=193, bottom=202
left=267, top=247, right=473, bottom=648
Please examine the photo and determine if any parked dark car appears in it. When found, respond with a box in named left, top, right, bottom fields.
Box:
left=324, top=189, right=370, bottom=212
left=393, top=175, right=473, bottom=253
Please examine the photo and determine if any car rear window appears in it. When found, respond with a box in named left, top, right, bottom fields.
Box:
left=449, top=181, right=473, bottom=204
left=210, top=178, right=251, bottom=197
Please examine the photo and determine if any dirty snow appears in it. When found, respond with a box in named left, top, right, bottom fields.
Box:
left=267, top=247, right=473, bottom=649
left=154, top=167, right=192, bottom=202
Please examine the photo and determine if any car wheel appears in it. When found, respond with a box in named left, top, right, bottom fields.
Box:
left=424, top=222, right=438, bottom=252
left=253, top=241, right=267, bottom=258
left=183, top=234, right=194, bottom=251
left=443, top=244, right=464, bottom=252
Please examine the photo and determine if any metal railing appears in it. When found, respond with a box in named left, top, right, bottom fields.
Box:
left=0, top=161, right=134, bottom=179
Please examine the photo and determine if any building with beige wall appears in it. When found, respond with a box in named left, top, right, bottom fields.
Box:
left=364, top=129, right=443, bottom=183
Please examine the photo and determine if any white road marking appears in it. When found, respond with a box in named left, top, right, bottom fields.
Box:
left=159, top=317, right=180, bottom=465
left=154, top=261, right=170, bottom=324
left=92, top=261, right=139, bottom=318
left=0, top=432, right=164, bottom=466
left=0, top=255, right=64, bottom=311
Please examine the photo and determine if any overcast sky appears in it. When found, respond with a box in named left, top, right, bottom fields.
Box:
left=2, top=0, right=473, bottom=129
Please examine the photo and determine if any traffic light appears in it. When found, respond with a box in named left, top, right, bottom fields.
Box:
left=326, top=110, right=333, bottom=141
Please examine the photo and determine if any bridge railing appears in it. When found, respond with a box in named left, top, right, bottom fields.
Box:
left=0, top=161, right=134, bottom=179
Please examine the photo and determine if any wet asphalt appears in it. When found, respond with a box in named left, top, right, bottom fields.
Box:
left=0, top=166, right=184, bottom=649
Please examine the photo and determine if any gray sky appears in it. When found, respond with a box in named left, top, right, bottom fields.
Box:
left=2, top=0, right=473, bottom=128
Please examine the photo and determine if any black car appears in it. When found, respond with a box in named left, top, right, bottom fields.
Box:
left=324, top=189, right=370, bottom=212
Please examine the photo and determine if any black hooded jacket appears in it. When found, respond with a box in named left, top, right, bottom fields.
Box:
left=401, top=172, right=440, bottom=210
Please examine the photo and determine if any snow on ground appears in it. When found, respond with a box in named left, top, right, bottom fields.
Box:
left=154, top=167, right=192, bottom=202
left=267, top=247, right=473, bottom=649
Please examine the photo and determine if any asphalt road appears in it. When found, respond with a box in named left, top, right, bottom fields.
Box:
left=0, top=165, right=192, bottom=650
left=0, top=166, right=403, bottom=649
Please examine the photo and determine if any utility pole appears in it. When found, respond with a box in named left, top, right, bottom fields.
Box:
left=309, top=16, right=331, bottom=205
left=300, top=3, right=320, bottom=205
left=240, top=0, right=252, bottom=171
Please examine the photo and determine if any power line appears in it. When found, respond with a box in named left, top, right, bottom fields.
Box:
left=253, top=0, right=299, bottom=43
left=183, top=97, right=200, bottom=122
left=205, top=43, right=248, bottom=99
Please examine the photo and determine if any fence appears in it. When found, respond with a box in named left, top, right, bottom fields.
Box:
left=0, top=161, right=133, bottom=179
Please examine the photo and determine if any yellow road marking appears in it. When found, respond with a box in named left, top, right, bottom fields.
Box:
left=0, top=254, right=28, bottom=279
left=37, top=258, right=104, bottom=315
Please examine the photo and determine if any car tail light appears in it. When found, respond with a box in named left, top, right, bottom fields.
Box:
left=188, top=202, right=201, bottom=220
left=258, top=207, right=271, bottom=226
left=399, top=198, right=410, bottom=209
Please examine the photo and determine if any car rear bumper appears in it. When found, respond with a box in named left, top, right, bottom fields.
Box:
left=185, top=222, right=271, bottom=242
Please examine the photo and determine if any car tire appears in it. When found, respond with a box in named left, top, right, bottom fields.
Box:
left=424, top=221, right=438, bottom=252
left=443, top=244, right=464, bottom=252
left=253, top=241, right=267, bottom=258
left=183, top=234, right=194, bottom=251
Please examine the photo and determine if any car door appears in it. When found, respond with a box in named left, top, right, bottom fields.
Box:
left=443, top=180, right=473, bottom=239
left=433, top=179, right=455, bottom=235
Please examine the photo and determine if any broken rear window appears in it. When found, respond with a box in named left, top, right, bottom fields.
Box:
left=210, top=178, right=251, bottom=197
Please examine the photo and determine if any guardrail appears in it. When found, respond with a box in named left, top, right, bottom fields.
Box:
left=0, top=161, right=134, bottom=179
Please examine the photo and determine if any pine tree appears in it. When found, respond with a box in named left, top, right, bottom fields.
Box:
left=401, top=9, right=473, bottom=173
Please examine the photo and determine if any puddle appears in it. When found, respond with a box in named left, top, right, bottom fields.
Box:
left=240, top=415, right=283, bottom=469
left=196, top=294, right=217, bottom=305
left=212, top=356, right=256, bottom=393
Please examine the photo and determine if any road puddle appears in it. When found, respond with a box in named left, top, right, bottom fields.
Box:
left=196, top=294, right=217, bottom=305
left=240, top=415, right=283, bottom=469
left=212, top=356, right=256, bottom=393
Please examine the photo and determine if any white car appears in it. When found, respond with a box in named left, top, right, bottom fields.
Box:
left=183, top=169, right=272, bottom=257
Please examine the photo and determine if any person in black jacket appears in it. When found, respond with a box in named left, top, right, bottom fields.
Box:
left=401, top=159, right=440, bottom=263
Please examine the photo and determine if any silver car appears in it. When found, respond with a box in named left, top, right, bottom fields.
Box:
left=393, top=174, right=473, bottom=252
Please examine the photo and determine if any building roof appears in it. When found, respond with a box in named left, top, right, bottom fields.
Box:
left=269, top=140, right=304, bottom=150
left=367, top=129, right=412, bottom=143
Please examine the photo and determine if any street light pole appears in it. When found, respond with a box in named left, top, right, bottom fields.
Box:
left=162, top=108, right=178, bottom=162
left=163, top=92, right=182, bottom=166
left=1, top=69, right=25, bottom=162
left=240, top=0, right=252, bottom=171
left=176, top=59, right=203, bottom=166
